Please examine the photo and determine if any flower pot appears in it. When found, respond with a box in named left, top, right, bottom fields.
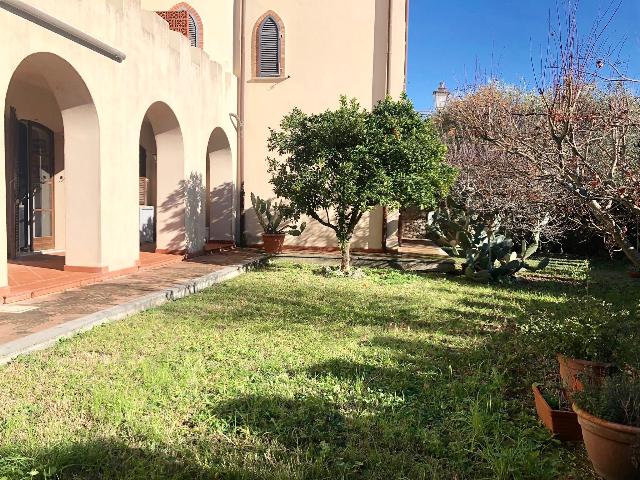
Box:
left=532, top=384, right=583, bottom=442
left=262, top=233, right=286, bottom=254
left=557, top=354, right=612, bottom=396
left=574, top=405, right=640, bottom=480
left=629, top=271, right=640, bottom=279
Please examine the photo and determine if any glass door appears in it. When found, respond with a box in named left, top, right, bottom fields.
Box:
left=17, top=121, right=55, bottom=253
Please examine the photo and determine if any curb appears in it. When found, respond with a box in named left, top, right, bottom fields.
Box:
left=0, top=255, right=267, bottom=366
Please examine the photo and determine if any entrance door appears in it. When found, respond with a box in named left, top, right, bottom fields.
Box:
left=15, top=121, right=55, bottom=253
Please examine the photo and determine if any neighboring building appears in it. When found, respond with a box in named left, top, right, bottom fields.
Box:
left=0, top=0, right=409, bottom=290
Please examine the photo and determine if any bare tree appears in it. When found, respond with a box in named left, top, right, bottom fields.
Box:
left=433, top=109, right=578, bottom=244
left=443, top=2, right=640, bottom=267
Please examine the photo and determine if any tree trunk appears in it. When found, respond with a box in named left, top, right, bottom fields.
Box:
left=340, top=240, right=351, bottom=272
left=588, top=199, right=640, bottom=269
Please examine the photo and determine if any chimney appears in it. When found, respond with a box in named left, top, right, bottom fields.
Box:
left=433, top=81, right=450, bottom=110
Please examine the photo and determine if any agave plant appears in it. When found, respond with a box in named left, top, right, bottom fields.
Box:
left=251, top=193, right=306, bottom=236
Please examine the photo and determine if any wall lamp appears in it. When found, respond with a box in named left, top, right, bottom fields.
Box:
left=0, top=0, right=127, bottom=62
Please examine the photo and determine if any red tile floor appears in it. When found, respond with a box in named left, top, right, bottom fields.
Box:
left=5, top=251, right=183, bottom=304
left=0, top=250, right=262, bottom=347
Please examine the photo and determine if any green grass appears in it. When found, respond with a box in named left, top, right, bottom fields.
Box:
left=0, top=259, right=637, bottom=479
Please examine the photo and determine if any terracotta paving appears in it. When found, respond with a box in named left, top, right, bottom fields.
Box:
left=5, top=252, right=184, bottom=304
left=0, top=250, right=263, bottom=346
left=398, top=239, right=450, bottom=258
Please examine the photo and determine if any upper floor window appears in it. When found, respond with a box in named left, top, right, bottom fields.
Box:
left=171, top=2, right=203, bottom=49
left=254, top=12, right=285, bottom=78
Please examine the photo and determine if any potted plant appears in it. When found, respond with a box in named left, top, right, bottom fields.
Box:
left=573, top=373, right=640, bottom=480
left=521, top=310, right=617, bottom=395
left=251, top=193, right=306, bottom=254
left=555, top=312, right=631, bottom=396
left=532, top=379, right=583, bottom=442
left=557, top=354, right=614, bottom=396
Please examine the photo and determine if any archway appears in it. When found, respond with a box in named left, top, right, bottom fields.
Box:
left=4, top=52, right=101, bottom=271
left=138, top=102, right=186, bottom=254
left=205, top=128, right=234, bottom=243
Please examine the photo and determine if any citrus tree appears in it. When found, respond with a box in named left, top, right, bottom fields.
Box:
left=267, top=95, right=456, bottom=271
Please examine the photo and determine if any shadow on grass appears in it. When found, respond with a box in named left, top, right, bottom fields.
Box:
left=1, top=439, right=214, bottom=480
left=0, top=261, right=613, bottom=479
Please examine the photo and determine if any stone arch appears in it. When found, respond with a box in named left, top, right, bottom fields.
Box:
left=171, top=2, right=204, bottom=49
left=4, top=52, right=102, bottom=271
left=206, top=127, right=234, bottom=243
left=252, top=10, right=286, bottom=78
left=139, top=101, right=187, bottom=254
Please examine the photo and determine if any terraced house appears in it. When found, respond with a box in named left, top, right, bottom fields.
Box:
left=0, top=0, right=409, bottom=294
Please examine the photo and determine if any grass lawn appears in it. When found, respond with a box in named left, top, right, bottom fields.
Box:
left=0, top=258, right=637, bottom=479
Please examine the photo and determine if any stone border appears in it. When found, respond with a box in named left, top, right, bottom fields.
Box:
left=0, top=255, right=267, bottom=366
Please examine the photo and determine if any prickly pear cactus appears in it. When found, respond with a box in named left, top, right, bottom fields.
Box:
left=464, top=231, right=550, bottom=283
left=425, top=198, right=487, bottom=256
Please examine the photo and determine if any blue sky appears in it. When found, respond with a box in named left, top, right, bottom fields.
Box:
left=407, top=0, right=640, bottom=111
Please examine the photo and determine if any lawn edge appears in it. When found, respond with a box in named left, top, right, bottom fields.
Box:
left=0, top=255, right=268, bottom=366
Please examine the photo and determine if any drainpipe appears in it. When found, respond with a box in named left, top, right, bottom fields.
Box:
left=381, top=0, right=394, bottom=252
left=237, top=0, right=247, bottom=246
left=382, top=0, right=410, bottom=251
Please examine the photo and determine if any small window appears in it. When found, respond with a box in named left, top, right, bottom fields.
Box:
left=258, top=17, right=280, bottom=77
left=170, top=3, right=203, bottom=49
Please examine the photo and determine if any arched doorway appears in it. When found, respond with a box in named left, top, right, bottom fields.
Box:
left=205, top=128, right=234, bottom=243
left=4, top=52, right=100, bottom=270
left=138, top=102, right=186, bottom=254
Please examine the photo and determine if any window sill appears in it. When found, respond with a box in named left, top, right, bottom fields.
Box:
left=248, top=76, right=289, bottom=84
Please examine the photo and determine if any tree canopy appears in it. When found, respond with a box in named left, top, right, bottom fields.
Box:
left=267, top=95, right=455, bottom=270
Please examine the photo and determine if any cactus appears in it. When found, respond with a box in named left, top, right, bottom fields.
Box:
left=464, top=231, right=550, bottom=282
left=251, top=193, right=306, bottom=236
left=425, top=198, right=487, bottom=256
left=427, top=199, right=551, bottom=282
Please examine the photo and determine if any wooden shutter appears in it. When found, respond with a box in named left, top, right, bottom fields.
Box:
left=188, top=13, right=198, bottom=47
left=5, top=107, right=18, bottom=258
left=139, top=177, right=149, bottom=206
left=259, top=17, right=280, bottom=77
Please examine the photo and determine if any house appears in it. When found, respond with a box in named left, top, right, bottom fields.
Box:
left=0, top=0, right=409, bottom=291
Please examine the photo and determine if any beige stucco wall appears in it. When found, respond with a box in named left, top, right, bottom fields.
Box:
left=0, top=0, right=238, bottom=287
left=0, top=0, right=407, bottom=287
left=141, top=0, right=238, bottom=72
left=241, top=0, right=408, bottom=249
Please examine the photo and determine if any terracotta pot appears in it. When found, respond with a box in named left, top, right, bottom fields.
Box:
left=557, top=354, right=613, bottom=396
left=532, top=384, right=582, bottom=442
left=629, top=271, right=640, bottom=279
left=574, top=405, right=640, bottom=480
left=262, top=233, right=286, bottom=254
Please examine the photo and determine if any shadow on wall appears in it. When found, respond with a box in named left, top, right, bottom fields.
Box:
left=159, top=172, right=206, bottom=254
left=209, top=182, right=234, bottom=241
left=140, top=216, right=155, bottom=244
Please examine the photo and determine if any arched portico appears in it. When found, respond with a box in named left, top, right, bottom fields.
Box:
left=3, top=52, right=101, bottom=275
left=139, top=102, right=186, bottom=254
left=206, top=128, right=234, bottom=243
